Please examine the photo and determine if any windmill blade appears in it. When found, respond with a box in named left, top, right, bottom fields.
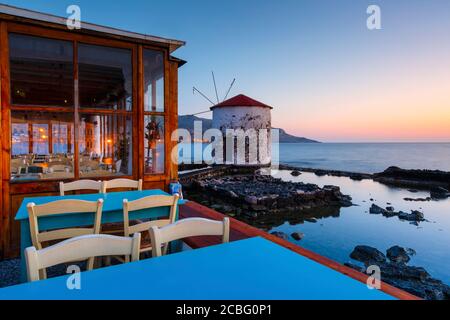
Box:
left=212, top=71, right=220, bottom=104
left=223, top=78, right=236, bottom=101
left=193, top=86, right=215, bottom=105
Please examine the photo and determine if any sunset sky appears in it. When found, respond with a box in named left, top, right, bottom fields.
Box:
left=3, top=0, right=450, bottom=142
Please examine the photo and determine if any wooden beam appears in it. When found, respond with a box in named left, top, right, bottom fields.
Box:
left=0, top=21, right=10, bottom=259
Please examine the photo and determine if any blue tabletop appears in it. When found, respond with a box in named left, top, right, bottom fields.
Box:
left=15, top=189, right=185, bottom=221
left=0, top=237, right=395, bottom=300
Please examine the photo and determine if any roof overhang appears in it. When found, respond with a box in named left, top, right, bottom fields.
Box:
left=0, top=4, right=186, bottom=53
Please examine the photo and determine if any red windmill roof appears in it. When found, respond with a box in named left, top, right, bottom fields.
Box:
left=210, top=94, right=273, bottom=110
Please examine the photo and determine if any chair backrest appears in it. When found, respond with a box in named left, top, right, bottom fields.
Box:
left=103, top=178, right=142, bottom=193
left=26, top=199, right=104, bottom=250
left=149, top=217, right=230, bottom=257
left=122, top=194, right=179, bottom=237
left=25, top=233, right=141, bottom=282
left=59, top=180, right=102, bottom=196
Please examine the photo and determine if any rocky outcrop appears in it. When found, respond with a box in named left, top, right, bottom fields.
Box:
left=270, top=231, right=289, bottom=241
left=350, top=245, right=387, bottom=264
left=369, top=204, right=426, bottom=222
left=185, top=174, right=353, bottom=220
left=374, top=166, right=450, bottom=194
left=278, top=165, right=372, bottom=180
left=290, top=170, right=301, bottom=177
left=348, top=245, right=450, bottom=300
left=291, top=232, right=304, bottom=241
left=386, top=246, right=411, bottom=264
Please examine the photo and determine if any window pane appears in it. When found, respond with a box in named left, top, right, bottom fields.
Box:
left=144, top=49, right=164, bottom=112
left=79, top=44, right=132, bottom=111
left=11, top=111, right=74, bottom=182
left=79, top=114, right=132, bottom=177
left=144, top=115, right=164, bottom=174
left=9, top=33, right=74, bottom=107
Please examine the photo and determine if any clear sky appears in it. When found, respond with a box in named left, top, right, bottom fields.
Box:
left=2, top=0, right=450, bottom=142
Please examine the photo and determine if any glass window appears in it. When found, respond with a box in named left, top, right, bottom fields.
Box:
left=9, top=33, right=74, bottom=107
left=11, top=111, right=74, bottom=182
left=79, top=114, right=132, bottom=178
left=78, top=44, right=132, bottom=111
left=144, top=115, right=164, bottom=174
left=143, top=49, right=164, bottom=112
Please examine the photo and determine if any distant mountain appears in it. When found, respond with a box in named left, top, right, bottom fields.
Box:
left=178, top=115, right=319, bottom=143
left=275, top=128, right=320, bottom=143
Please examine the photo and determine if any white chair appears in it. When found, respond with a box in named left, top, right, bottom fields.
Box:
left=25, top=233, right=141, bottom=282
left=149, top=217, right=230, bottom=257
left=26, top=199, right=104, bottom=277
left=59, top=180, right=103, bottom=196
left=103, top=179, right=142, bottom=193
left=122, top=194, right=179, bottom=256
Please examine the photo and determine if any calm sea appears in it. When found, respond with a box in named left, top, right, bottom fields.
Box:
left=277, top=143, right=450, bottom=173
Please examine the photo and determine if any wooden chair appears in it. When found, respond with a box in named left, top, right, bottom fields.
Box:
left=149, top=217, right=230, bottom=257
left=59, top=180, right=103, bottom=196
left=26, top=199, right=104, bottom=277
left=102, top=178, right=143, bottom=193
left=25, top=233, right=141, bottom=282
left=121, top=194, right=179, bottom=257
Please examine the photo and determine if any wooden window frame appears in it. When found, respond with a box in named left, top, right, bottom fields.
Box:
left=139, top=45, right=169, bottom=182
left=4, top=23, right=145, bottom=183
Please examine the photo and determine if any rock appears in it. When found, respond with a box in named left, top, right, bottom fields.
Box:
left=270, top=231, right=289, bottom=241
left=382, top=210, right=398, bottom=218
left=350, top=245, right=386, bottom=264
left=430, top=187, right=450, bottom=199
left=305, top=218, right=317, bottom=223
left=404, top=197, right=431, bottom=202
left=387, top=246, right=411, bottom=264
left=348, top=245, right=450, bottom=300
left=386, top=206, right=395, bottom=212
left=291, top=232, right=304, bottom=241
left=408, top=189, right=419, bottom=193
left=251, top=204, right=267, bottom=212
left=291, top=170, right=301, bottom=177
left=398, top=210, right=425, bottom=222
left=369, top=204, right=385, bottom=214
left=406, top=248, right=416, bottom=256
left=227, top=190, right=239, bottom=198
left=244, top=195, right=258, bottom=205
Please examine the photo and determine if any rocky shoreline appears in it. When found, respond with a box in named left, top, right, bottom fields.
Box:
left=180, top=163, right=450, bottom=199
left=347, top=245, right=450, bottom=300
left=183, top=174, right=353, bottom=221
left=179, top=165, right=449, bottom=300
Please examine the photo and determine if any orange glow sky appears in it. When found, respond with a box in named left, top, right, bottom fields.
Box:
left=9, top=0, right=450, bottom=142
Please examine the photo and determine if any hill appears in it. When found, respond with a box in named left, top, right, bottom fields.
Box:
left=178, top=115, right=319, bottom=143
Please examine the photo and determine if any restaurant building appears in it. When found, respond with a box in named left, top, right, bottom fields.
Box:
left=0, top=4, right=185, bottom=259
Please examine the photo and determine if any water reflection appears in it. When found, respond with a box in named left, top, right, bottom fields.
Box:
left=271, top=170, right=450, bottom=285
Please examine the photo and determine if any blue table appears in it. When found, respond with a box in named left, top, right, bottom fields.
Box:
left=0, top=237, right=395, bottom=300
left=15, top=189, right=185, bottom=282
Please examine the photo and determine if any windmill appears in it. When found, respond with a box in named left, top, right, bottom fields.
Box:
left=190, top=72, right=236, bottom=116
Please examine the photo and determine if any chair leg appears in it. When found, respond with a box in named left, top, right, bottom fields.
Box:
left=104, top=256, right=111, bottom=266
left=39, top=268, right=47, bottom=280
left=87, top=257, right=95, bottom=271
left=162, top=243, right=168, bottom=256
